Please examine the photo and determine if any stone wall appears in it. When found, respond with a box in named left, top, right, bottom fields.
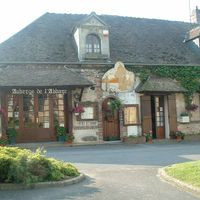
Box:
left=71, top=65, right=142, bottom=142
left=176, top=93, right=200, bottom=134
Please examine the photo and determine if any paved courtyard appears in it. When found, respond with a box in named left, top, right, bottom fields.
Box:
left=1, top=142, right=200, bottom=200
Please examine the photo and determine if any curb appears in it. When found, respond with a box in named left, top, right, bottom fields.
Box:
left=0, top=173, right=85, bottom=190
left=13, top=141, right=123, bottom=149
left=158, top=168, right=200, bottom=197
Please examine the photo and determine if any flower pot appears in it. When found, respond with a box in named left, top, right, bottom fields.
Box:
left=74, top=113, right=79, bottom=116
left=176, top=136, right=182, bottom=142
left=58, top=135, right=66, bottom=142
left=148, top=138, right=153, bottom=144
left=66, top=140, right=73, bottom=144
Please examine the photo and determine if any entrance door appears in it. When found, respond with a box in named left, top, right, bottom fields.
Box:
left=151, top=96, right=165, bottom=139
left=102, top=98, right=120, bottom=141
left=6, top=93, right=68, bottom=143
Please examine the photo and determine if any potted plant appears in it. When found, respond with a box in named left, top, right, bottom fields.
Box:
left=72, top=104, right=85, bottom=116
left=175, top=129, right=185, bottom=142
left=144, top=130, right=153, bottom=143
left=6, top=128, right=17, bottom=144
left=56, top=126, right=67, bottom=142
left=66, top=134, right=74, bottom=144
left=179, top=112, right=190, bottom=123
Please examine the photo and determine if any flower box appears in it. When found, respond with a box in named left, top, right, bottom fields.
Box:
left=179, top=116, right=190, bottom=123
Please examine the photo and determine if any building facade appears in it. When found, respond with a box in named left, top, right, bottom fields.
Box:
left=0, top=12, right=200, bottom=143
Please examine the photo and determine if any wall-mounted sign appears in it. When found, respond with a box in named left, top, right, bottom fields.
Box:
left=11, top=88, right=68, bottom=95
left=102, top=61, right=135, bottom=93
left=123, top=105, right=139, bottom=126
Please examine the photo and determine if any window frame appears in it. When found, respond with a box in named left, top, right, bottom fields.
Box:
left=76, top=101, right=98, bottom=121
left=123, top=104, right=140, bottom=126
left=85, top=34, right=101, bottom=54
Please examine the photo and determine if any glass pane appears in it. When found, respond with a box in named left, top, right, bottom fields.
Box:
left=86, top=34, right=100, bottom=53
left=81, top=107, right=94, bottom=119
left=37, top=94, right=50, bottom=128
left=23, top=95, right=35, bottom=128
left=7, top=95, right=20, bottom=129
left=53, top=94, right=65, bottom=127
left=124, top=106, right=138, bottom=125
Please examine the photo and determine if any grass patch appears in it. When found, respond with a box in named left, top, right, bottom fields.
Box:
left=0, top=147, right=79, bottom=185
left=165, top=160, right=200, bottom=187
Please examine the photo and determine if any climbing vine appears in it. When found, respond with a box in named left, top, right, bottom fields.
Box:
left=101, top=65, right=200, bottom=106
left=126, top=65, right=200, bottom=106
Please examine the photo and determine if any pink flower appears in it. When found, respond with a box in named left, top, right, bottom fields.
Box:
left=73, top=105, right=85, bottom=113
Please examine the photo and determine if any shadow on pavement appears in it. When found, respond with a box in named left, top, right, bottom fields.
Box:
left=0, top=176, right=100, bottom=200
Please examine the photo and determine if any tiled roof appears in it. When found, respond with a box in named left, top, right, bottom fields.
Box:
left=0, top=13, right=200, bottom=64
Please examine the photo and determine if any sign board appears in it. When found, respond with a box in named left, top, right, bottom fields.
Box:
left=10, top=88, right=68, bottom=95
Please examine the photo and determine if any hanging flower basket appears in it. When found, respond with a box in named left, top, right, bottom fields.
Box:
left=72, top=104, right=85, bottom=115
left=108, top=99, right=122, bottom=112
left=186, top=104, right=198, bottom=112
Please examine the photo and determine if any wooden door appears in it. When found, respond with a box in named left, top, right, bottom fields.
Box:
left=141, top=95, right=152, bottom=134
left=18, top=94, right=55, bottom=142
left=154, top=96, right=165, bottom=139
left=102, top=98, right=120, bottom=141
left=168, top=94, right=177, bottom=138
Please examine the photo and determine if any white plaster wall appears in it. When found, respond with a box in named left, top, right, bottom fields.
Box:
left=193, top=38, right=200, bottom=47
left=117, top=77, right=142, bottom=136
left=73, top=29, right=80, bottom=57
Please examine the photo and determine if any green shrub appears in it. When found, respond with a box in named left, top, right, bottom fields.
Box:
left=0, top=147, right=79, bottom=184
left=0, top=138, right=8, bottom=146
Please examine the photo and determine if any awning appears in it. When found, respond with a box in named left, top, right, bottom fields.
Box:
left=0, top=66, right=93, bottom=88
left=135, top=75, right=187, bottom=93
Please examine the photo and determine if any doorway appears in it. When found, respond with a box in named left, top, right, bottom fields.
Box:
left=151, top=96, right=165, bottom=139
left=102, top=97, right=120, bottom=141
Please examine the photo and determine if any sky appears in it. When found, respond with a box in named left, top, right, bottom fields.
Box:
left=0, top=0, right=200, bottom=43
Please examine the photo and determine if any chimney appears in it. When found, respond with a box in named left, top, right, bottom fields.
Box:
left=191, top=6, right=200, bottom=24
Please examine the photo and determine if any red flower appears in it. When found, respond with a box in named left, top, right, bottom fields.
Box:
left=72, top=105, right=85, bottom=113
left=186, top=104, right=198, bottom=112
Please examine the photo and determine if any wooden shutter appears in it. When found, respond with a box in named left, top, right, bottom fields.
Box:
left=141, top=95, right=152, bottom=134
left=168, top=94, right=177, bottom=137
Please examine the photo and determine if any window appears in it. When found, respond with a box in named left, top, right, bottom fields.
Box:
left=23, top=95, right=35, bottom=128
left=77, top=102, right=98, bottom=121
left=38, top=94, right=50, bottom=128
left=123, top=105, right=139, bottom=126
left=7, top=95, right=20, bottom=128
left=86, top=34, right=101, bottom=53
left=155, top=97, right=164, bottom=127
left=52, top=94, right=65, bottom=126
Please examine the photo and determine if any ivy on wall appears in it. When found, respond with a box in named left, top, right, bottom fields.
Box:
left=127, top=66, right=200, bottom=105
left=101, top=65, right=200, bottom=105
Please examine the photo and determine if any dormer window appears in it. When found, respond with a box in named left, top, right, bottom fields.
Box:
left=86, top=34, right=101, bottom=53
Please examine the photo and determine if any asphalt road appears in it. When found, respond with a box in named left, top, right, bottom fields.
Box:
left=1, top=142, right=200, bottom=200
